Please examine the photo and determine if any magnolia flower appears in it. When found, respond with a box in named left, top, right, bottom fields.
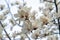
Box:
left=20, top=6, right=31, bottom=12
left=0, top=9, right=9, bottom=20
left=53, top=12, right=59, bottom=18
left=14, top=6, right=31, bottom=21
left=0, top=14, right=4, bottom=20
left=12, top=32, right=17, bottom=38
left=22, top=20, right=32, bottom=33
left=40, top=16, right=50, bottom=25
left=32, top=20, right=39, bottom=30
left=11, top=0, right=21, bottom=6
left=42, top=8, right=54, bottom=21
left=20, top=33, right=27, bottom=40
left=43, top=8, right=50, bottom=17
left=0, top=14, right=6, bottom=20
left=47, top=35, right=58, bottom=40
left=29, top=10, right=37, bottom=20
left=31, top=29, right=40, bottom=39
left=52, top=35, right=58, bottom=40
left=47, top=36, right=53, bottom=40
left=3, top=9, right=9, bottom=15
left=45, top=2, right=53, bottom=11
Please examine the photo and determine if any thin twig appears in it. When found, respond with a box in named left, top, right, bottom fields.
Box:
left=43, top=0, right=54, bottom=3
left=45, top=1, right=54, bottom=3
left=54, top=0, right=58, bottom=13
left=4, top=0, right=22, bottom=27
left=4, top=0, right=13, bottom=17
left=0, top=21, right=11, bottom=40
left=25, top=33, right=31, bottom=40
left=54, top=0, right=60, bottom=34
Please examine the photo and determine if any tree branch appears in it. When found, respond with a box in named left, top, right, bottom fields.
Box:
left=0, top=21, right=11, bottom=40
left=54, top=0, right=60, bottom=34
left=43, top=0, right=54, bottom=3
left=25, top=33, right=31, bottom=40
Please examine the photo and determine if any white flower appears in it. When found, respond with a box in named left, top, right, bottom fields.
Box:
left=32, top=20, right=39, bottom=30
left=0, top=14, right=6, bottom=20
left=43, top=8, right=50, bottom=16
left=52, top=12, right=60, bottom=19
left=11, top=0, right=21, bottom=6
left=12, top=32, right=17, bottom=38
left=52, top=35, right=58, bottom=40
left=31, top=29, right=40, bottom=39
left=3, top=9, right=9, bottom=15
left=0, top=14, right=4, bottom=20
left=22, top=20, right=32, bottom=33
left=29, top=10, right=37, bottom=20
left=45, top=2, right=53, bottom=10
left=14, top=6, right=31, bottom=21
left=40, top=16, right=50, bottom=25
left=47, top=35, right=58, bottom=40
left=20, top=33, right=27, bottom=40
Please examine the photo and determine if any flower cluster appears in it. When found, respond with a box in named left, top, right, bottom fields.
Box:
left=0, top=0, right=59, bottom=40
